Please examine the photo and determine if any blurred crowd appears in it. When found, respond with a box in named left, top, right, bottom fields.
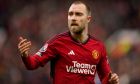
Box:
left=0, top=0, right=140, bottom=84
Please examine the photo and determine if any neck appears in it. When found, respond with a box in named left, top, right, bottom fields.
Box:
left=70, top=28, right=89, bottom=43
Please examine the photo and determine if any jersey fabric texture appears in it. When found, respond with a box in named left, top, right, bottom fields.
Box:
left=22, top=32, right=111, bottom=84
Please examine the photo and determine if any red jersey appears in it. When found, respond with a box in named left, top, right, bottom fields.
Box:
left=22, top=32, right=111, bottom=84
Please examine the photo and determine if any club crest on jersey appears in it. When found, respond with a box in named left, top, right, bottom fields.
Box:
left=92, top=50, right=99, bottom=59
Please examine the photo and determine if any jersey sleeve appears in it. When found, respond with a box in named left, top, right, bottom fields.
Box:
left=96, top=44, right=111, bottom=84
left=22, top=39, right=57, bottom=70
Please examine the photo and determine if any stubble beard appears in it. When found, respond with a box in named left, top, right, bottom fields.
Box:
left=70, top=26, right=84, bottom=35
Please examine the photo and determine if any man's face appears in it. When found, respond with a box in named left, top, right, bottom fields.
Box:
left=68, top=4, right=91, bottom=33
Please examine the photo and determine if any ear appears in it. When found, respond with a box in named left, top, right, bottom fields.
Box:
left=87, top=16, right=91, bottom=23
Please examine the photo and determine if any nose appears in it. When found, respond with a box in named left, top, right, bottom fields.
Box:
left=70, top=14, right=77, bottom=21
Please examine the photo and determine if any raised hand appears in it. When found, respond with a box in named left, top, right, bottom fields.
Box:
left=18, top=36, right=31, bottom=57
left=109, top=73, right=119, bottom=84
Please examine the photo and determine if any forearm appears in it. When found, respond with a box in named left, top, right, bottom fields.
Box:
left=101, top=72, right=111, bottom=84
left=21, top=55, right=40, bottom=70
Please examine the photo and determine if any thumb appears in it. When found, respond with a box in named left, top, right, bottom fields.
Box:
left=109, top=71, right=113, bottom=80
left=19, top=36, right=24, bottom=41
left=109, top=72, right=112, bottom=78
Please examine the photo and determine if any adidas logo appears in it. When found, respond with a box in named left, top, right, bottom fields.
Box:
left=68, top=50, right=75, bottom=55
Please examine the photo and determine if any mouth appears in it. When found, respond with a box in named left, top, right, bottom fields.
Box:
left=71, top=23, right=78, bottom=26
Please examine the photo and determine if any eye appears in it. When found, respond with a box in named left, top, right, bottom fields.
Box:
left=76, top=12, right=83, bottom=16
left=68, top=12, right=73, bottom=16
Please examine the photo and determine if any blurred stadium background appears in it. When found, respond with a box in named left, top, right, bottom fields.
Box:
left=0, top=0, right=140, bottom=84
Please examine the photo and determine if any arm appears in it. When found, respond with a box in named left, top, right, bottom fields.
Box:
left=97, top=44, right=119, bottom=84
left=96, top=53, right=111, bottom=84
left=18, top=36, right=56, bottom=70
left=96, top=44, right=111, bottom=84
left=18, top=36, right=37, bottom=70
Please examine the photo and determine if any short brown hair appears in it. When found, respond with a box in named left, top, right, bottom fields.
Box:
left=72, top=0, right=91, bottom=15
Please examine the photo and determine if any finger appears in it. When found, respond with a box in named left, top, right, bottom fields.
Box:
left=116, top=78, right=119, bottom=83
left=112, top=74, right=118, bottom=80
left=21, top=48, right=30, bottom=54
left=109, top=73, right=116, bottom=81
left=112, top=79, right=119, bottom=84
left=18, top=38, right=27, bottom=47
left=19, top=41, right=31, bottom=53
left=110, top=73, right=117, bottom=78
left=109, top=73, right=119, bottom=84
left=19, top=42, right=31, bottom=52
left=20, top=47, right=30, bottom=54
left=110, top=77, right=119, bottom=83
left=18, top=41, right=31, bottom=49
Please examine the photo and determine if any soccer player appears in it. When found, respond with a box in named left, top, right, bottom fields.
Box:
left=18, top=1, right=119, bottom=84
